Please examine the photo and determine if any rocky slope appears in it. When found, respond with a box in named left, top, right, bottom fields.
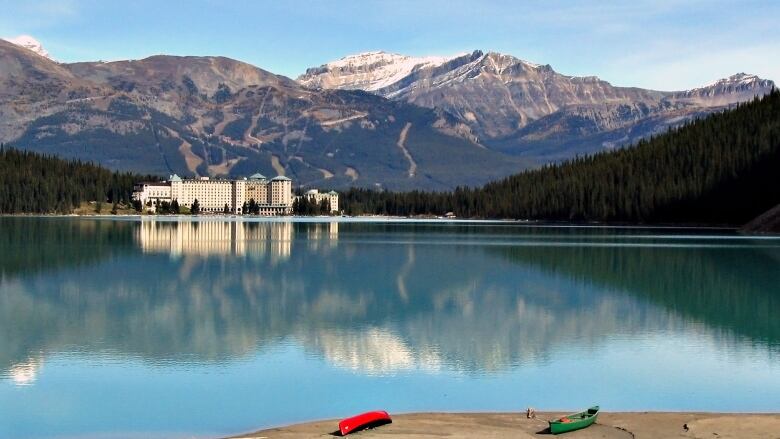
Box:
left=742, top=203, right=780, bottom=234
left=299, top=50, right=775, bottom=159
left=2, top=40, right=774, bottom=190
left=2, top=35, right=52, bottom=59
left=0, top=40, right=528, bottom=190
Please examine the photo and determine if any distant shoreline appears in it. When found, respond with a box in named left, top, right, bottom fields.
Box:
left=0, top=213, right=742, bottom=229
left=227, top=411, right=780, bottom=439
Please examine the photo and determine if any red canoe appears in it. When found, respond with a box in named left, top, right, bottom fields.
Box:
left=338, top=410, right=392, bottom=436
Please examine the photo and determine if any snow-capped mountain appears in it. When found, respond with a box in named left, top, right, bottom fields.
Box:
left=2, top=35, right=52, bottom=60
left=0, top=38, right=528, bottom=191
left=1, top=37, right=776, bottom=190
left=299, top=50, right=465, bottom=92
left=299, top=50, right=775, bottom=156
left=674, top=73, right=776, bottom=106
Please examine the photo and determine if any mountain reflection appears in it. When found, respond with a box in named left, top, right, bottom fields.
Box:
left=1, top=219, right=778, bottom=382
left=491, top=242, right=780, bottom=348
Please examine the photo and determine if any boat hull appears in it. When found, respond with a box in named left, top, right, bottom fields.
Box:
left=549, top=406, right=599, bottom=434
left=338, top=410, right=392, bottom=436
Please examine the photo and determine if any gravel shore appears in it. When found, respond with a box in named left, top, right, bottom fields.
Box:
left=228, top=411, right=780, bottom=439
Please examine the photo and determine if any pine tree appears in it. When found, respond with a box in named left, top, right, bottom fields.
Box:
left=342, top=90, right=780, bottom=224
left=0, top=147, right=157, bottom=214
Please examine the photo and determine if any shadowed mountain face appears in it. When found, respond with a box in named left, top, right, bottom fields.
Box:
left=0, top=40, right=528, bottom=190
left=2, top=40, right=774, bottom=189
left=299, top=50, right=775, bottom=160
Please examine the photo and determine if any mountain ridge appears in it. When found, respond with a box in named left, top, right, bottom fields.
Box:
left=0, top=38, right=774, bottom=190
left=0, top=39, right=528, bottom=191
left=299, top=50, right=774, bottom=157
left=1, top=35, right=52, bottom=60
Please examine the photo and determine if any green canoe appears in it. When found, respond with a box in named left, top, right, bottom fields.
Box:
left=548, top=406, right=599, bottom=434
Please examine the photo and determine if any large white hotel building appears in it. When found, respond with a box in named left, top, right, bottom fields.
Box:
left=133, top=173, right=338, bottom=215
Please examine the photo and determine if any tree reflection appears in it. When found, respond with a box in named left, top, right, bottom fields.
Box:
left=1, top=219, right=778, bottom=381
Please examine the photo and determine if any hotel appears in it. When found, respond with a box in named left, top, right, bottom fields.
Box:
left=299, top=189, right=340, bottom=213
left=133, top=174, right=338, bottom=215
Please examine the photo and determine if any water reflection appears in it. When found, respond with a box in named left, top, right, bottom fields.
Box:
left=492, top=243, right=780, bottom=348
left=0, top=217, right=135, bottom=277
left=309, top=328, right=443, bottom=374
left=8, top=358, right=42, bottom=386
left=3, top=219, right=780, bottom=438
left=2, top=218, right=778, bottom=384
left=136, top=218, right=300, bottom=261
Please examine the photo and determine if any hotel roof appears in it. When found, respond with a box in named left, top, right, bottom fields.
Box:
left=270, top=176, right=292, bottom=181
left=249, top=173, right=266, bottom=180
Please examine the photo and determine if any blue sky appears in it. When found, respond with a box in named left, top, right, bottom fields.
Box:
left=1, top=0, right=778, bottom=90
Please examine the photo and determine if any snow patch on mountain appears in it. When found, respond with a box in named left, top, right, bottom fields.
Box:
left=2, top=35, right=52, bottom=60
left=674, top=72, right=774, bottom=105
left=299, top=50, right=465, bottom=91
left=697, top=73, right=765, bottom=90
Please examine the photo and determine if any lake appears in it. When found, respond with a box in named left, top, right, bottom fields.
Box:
left=1, top=217, right=779, bottom=438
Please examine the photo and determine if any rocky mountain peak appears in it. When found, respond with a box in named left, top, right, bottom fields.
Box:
left=2, top=35, right=52, bottom=60
left=480, top=51, right=544, bottom=73
left=1, top=42, right=776, bottom=191
left=65, top=54, right=299, bottom=98
left=693, top=73, right=769, bottom=91
left=297, top=49, right=775, bottom=143
left=675, top=72, right=774, bottom=104
left=298, top=50, right=467, bottom=91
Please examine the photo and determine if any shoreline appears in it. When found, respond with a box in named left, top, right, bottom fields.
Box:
left=228, top=411, right=780, bottom=438
left=0, top=213, right=743, bottom=229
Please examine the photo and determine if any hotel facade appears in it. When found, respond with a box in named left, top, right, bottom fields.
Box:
left=133, top=174, right=338, bottom=215
left=300, top=189, right=340, bottom=213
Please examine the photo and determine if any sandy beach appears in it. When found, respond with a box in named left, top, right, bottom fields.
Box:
left=229, top=412, right=780, bottom=439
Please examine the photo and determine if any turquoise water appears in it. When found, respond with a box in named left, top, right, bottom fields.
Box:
left=1, top=217, right=779, bottom=438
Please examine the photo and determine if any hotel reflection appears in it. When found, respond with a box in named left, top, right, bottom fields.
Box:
left=136, top=219, right=339, bottom=261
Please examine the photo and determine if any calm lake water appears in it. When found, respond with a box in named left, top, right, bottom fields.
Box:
left=1, top=217, right=779, bottom=438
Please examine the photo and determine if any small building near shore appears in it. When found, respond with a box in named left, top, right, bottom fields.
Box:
left=297, top=189, right=339, bottom=213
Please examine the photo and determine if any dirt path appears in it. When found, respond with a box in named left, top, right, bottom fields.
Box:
left=318, top=112, right=368, bottom=127
left=168, top=128, right=203, bottom=174
left=396, top=122, right=416, bottom=178
left=291, top=156, right=334, bottom=180
left=213, top=109, right=238, bottom=136
left=271, top=155, right=285, bottom=176
left=208, top=157, right=244, bottom=176
left=246, top=127, right=263, bottom=147
left=245, top=91, right=272, bottom=147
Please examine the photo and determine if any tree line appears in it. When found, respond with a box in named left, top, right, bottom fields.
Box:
left=343, top=89, right=780, bottom=225
left=145, top=197, right=332, bottom=215
left=0, top=146, right=158, bottom=214
left=292, top=196, right=331, bottom=215
left=3, top=89, right=778, bottom=223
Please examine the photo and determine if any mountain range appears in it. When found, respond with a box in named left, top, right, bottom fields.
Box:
left=300, top=50, right=775, bottom=159
left=0, top=37, right=774, bottom=190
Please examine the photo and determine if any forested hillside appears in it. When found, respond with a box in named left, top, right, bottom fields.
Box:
left=0, top=40, right=529, bottom=191
left=344, top=89, right=780, bottom=224
left=0, top=146, right=153, bottom=213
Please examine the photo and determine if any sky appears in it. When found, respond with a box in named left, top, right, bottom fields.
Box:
left=1, top=0, right=778, bottom=90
